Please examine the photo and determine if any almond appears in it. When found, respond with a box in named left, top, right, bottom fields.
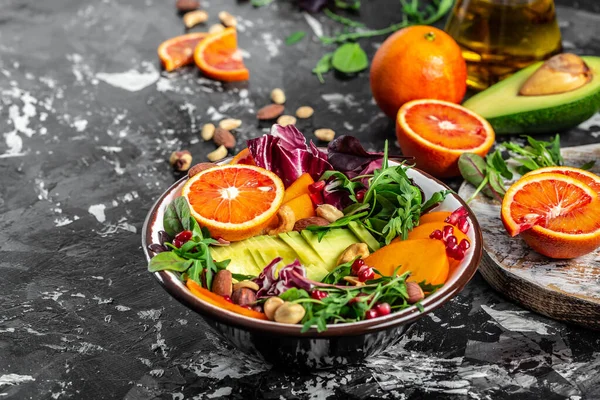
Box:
left=188, top=162, right=215, bottom=178
left=176, top=0, right=199, bottom=12
left=211, top=270, right=233, bottom=297
left=257, top=104, right=285, bottom=120
left=406, top=282, right=424, bottom=304
left=213, top=127, right=236, bottom=149
left=293, top=216, right=330, bottom=232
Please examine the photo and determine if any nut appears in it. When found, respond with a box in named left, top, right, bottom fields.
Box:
left=277, top=115, right=297, bottom=127
left=232, top=287, right=256, bottom=306
left=218, top=11, right=237, bottom=27
left=207, top=145, right=228, bottom=162
left=314, top=128, right=335, bottom=142
left=233, top=280, right=260, bottom=292
left=337, top=243, right=370, bottom=266
left=295, top=106, right=314, bottom=119
left=209, top=24, right=225, bottom=34
left=263, top=297, right=285, bottom=321
left=316, top=204, right=344, bottom=223
left=267, top=205, right=295, bottom=235
left=183, top=10, right=208, bottom=28
left=406, top=282, right=425, bottom=304
left=169, top=150, right=193, bottom=171
left=257, top=104, right=285, bottom=120
left=176, top=0, right=199, bottom=12
left=270, top=88, right=286, bottom=104
left=188, top=162, right=215, bottom=177
left=293, top=216, right=330, bottom=232
left=273, top=302, right=306, bottom=324
left=343, top=276, right=365, bottom=286
left=219, top=118, right=242, bottom=131
left=213, top=127, right=236, bottom=149
left=211, top=270, right=233, bottom=297
left=201, top=123, right=216, bottom=141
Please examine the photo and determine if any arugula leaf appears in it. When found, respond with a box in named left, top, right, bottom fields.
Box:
left=324, top=8, right=364, bottom=27
left=251, top=0, right=274, bottom=6
left=285, top=31, right=306, bottom=45
left=331, top=43, right=369, bottom=74
left=581, top=160, right=596, bottom=170
left=232, top=273, right=256, bottom=281
left=334, top=0, right=361, bottom=10
left=148, top=251, right=192, bottom=273
left=312, top=53, right=333, bottom=83
left=321, top=260, right=354, bottom=284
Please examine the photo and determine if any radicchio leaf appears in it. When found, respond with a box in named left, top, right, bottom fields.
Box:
left=247, top=124, right=332, bottom=187
left=254, top=258, right=312, bottom=298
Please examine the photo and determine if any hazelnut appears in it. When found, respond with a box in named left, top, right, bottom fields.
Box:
left=169, top=150, right=193, bottom=172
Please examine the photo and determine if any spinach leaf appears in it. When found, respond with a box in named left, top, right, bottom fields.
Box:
left=331, top=43, right=368, bottom=74
left=148, top=251, right=193, bottom=273
left=312, top=52, right=333, bottom=83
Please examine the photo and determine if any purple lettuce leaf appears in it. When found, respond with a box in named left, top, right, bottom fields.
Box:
left=247, top=124, right=332, bottom=187
left=254, top=258, right=312, bottom=298
left=322, top=178, right=353, bottom=210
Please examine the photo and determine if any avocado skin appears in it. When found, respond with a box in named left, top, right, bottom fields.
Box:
left=487, top=89, right=600, bottom=134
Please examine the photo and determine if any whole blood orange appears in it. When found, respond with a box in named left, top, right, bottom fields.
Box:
left=396, top=99, right=495, bottom=178
left=501, top=171, right=600, bottom=259
left=370, top=25, right=467, bottom=119
left=182, top=165, right=284, bottom=241
left=158, top=32, right=208, bottom=72
left=194, top=27, right=249, bottom=82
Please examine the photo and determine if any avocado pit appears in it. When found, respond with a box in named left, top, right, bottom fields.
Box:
left=519, top=53, right=592, bottom=96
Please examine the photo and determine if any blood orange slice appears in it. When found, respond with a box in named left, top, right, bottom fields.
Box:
left=501, top=172, right=600, bottom=259
left=181, top=165, right=284, bottom=241
left=396, top=99, right=495, bottom=178
left=229, top=148, right=255, bottom=165
left=524, top=166, right=600, bottom=195
left=193, top=27, right=249, bottom=82
left=158, top=32, right=208, bottom=72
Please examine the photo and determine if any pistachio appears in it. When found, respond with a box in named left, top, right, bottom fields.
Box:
left=295, top=106, right=314, bottom=119
left=406, top=282, right=425, bottom=304
left=314, top=128, right=335, bottom=142
left=183, top=10, right=208, bottom=28
left=270, top=88, right=286, bottom=104
left=218, top=11, right=237, bottom=27
left=257, top=104, right=285, bottom=120
left=293, top=216, right=330, bottom=232
left=316, top=204, right=344, bottom=222
left=233, top=280, right=260, bottom=292
left=264, top=297, right=285, bottom=321
left=232, top=287, right=256, bottom=306
left=169, top=150, right=193, bottom=172
left=277, top=115, right=297, bottom=127
left=207, top=145, right=228, bottom=162
left=337, top=243, right=370, bottom=266
left=273, top=302, right=306, bottom=324
left=213, top=127, right=236, bottom=149
left=343, top=276, right=365, bottom=286
left=188, top=162, right=215, bottom=178
left=219, top=118, right=242, bottom=131
left=176, top=0, right=199, bottom=12
left=211, top=270, right=233, bottom=297
left=201, top=123, right=216, bottom=141
left=267, top=205, right=295, bottom=235
left=209, top=24, right=225, bottom=34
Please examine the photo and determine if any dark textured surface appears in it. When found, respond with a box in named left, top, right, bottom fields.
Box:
left=1, top=0, right=599, bottom=398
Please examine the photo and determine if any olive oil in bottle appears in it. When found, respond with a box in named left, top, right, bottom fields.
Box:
left=445, top=0, right=563, bottom=90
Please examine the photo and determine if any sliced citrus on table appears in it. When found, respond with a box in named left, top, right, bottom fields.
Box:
left=501, top=171, right=600, bottom=259
left=396, top=99, right=495, bottom=178
left=193, top=27, right=249, bottom=82
left=229, top=148, right=255, bottom=165
left=182, top=164, right=284, bottom=241
left=158, top=32, right=208, bottom=72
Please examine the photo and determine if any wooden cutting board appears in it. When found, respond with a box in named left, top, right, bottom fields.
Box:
left=458, top=143, right=600, bottom=329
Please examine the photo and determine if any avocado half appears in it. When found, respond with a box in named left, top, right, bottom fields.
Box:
left=463, top=56, right=600, bottom=135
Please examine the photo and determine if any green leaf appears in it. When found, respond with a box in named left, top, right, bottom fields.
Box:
left=324, top=9, right=364, bottom=27
left=232, top=273, right=256, bottom=281
left=312, top=53, right=333, bottom=83
left=331, top=43, right=368, bottom=74
left=334, top=0, right=361, bottom=10
left=321, top=260, right=354, bottom=284
left=581, top=160, right=596, bottom=170
left=458, top=153, right=503, bottom=202
left=148, top=251, right=193, bottom=273
left=487, top=149, right=513, bottom=180
left=285, top=31, right=306, bottom=45
left=251, top=0, right=274, bottom=6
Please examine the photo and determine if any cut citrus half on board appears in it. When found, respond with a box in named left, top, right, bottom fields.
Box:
left=193, top=27, right=249, bottom=82
left=182, top=165, right=284, bottom=241
left=396, top=99, right=495, bottom=178
left=501, top=172, right=600, bottom=259
left=158, top=32, right=208, bottom=72
left=524, top=166, right=600, bottom=195
left=229, top=148, right=255, bottom=165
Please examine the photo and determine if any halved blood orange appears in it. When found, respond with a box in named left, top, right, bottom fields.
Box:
left=229, top=148, right=255, bottom=165
left=193, top=27, right=249, bottom=82
left=181, top=165, right=284, bottom=241
left=396, top=99, right=495, bottom=178
left=501, top=172, right=600, bottom=259
left=524, top=166, right=600, bottom=195
left=158, top=32, right=208, bottom=72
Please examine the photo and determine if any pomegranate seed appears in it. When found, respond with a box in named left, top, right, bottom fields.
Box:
left=355, top=189, right=367, bottom=202
left=172, top=239, right=184, bottom=248
left=446, top=235, right=458, bottom=248
left=375, top=303, right=391, bottom=316
left=457, top=216, right=470, bottom=234
left=459, top=239, right=470, bottom=251
left=447, top=246, right=465, bottom=260
left=357, top=266, right=375, bottom=282
left=445, top=207, right=468, bottom=225
left=308, top=180, right=326, bottom=193
left=365, top=309, right=379, bottom=320
left=429, top=229, right=443, bottom=240
left=309, top=192, right=324, bottom=206
left=222, top=295, right=233, bottom=303
left=311, top=290, right=328, bottom=300
left=442, top=225, right=454, bottom=241
left=173, top=230, right=193, bottom=247
left=351, top=259, right=366, bottom=275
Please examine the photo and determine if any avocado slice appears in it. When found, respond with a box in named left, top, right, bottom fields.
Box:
left=304, top=264, right=330, bottom=282
left=300, top=228, right=359, bottom=271
left=463, top=56, right=600, bottom=134
left=348, top=221, right=381, bottom=252
left=279, top=231, right=325, bottom=267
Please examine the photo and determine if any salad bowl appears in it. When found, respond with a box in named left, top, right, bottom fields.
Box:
left=142, top=158, right=482, bottom=369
